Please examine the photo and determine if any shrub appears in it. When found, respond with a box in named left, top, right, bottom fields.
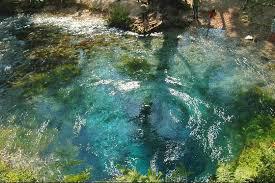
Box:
left=107, top=3, right=132, bottom=30
left=0, top=160, right=37, bottom=182
left=63, top=169, right=91, bottom=183
left=215, top=114, right=275, bottom=183
left=234, top=86, right=275, bottom=123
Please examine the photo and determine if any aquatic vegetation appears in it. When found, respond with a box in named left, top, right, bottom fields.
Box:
left=55, top=86, right=85, bottom=106
left=12, top=64, right=80, bottom=96
left=25, top=34, right=78, bottom=70
left=27, top=43, right=78, bottom=67
left=116, top=168, right=163, bottom=182
left=117, top=54, right=155, bottom=80
left=0, top=157, right=92, bottom=182
left=107, top=3, right=132, bottom=30
left=0, top=124, right=91, bottom=182
left=243, top=115, right=274, bottom=140
left=15, top=25, right=65, bottom=46
left=0, top=125, right=57, bottom=155
left=75, top=34, right=119, bottom=52
left=8, top=25, right=81, bottom=97
left=0, top=126, right=55, bottom=181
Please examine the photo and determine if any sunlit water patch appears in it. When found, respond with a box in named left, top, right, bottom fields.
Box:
left=0, top=15, right=274, bottom=181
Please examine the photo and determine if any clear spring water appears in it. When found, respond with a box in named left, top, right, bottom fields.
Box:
left=0, top=14, right=273, bottom=181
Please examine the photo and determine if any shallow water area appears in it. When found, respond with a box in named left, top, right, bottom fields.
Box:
left=0, top=14, right=274, bottom=181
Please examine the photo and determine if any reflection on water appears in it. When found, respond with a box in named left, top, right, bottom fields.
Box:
left=0, top=15, right=274, bottom=181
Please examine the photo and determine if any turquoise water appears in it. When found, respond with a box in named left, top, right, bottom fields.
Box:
left=0, top=15, right=273, bottom=181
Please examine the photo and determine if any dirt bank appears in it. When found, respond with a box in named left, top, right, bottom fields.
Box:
left=186, top=0, right=274, bottom=60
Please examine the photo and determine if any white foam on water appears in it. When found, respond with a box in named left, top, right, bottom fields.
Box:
left=30, top=14, right=150, bottom=38
left=168, top=88, right=233, bottom=160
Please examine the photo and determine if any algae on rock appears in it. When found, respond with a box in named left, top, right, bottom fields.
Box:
left=117, top=54, right=156, bottom=80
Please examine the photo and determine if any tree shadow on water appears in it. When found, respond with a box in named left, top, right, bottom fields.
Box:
left=135, top=29, right=210, bottom=178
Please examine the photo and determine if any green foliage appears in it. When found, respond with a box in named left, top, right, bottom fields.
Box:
left=0, top=157, right=91, bottom=183
left=0, top=160, right=37, bottom=182
left=146, top=169, right=163, bottom=182
left=216, top=115, right=275, bottom=182
left=216, top=163, right=235, bottom=183
left=63, top=168, right=91, bottom=183
left=234, top=147, right=263, bottom=182
left=116, top=168, right=163, bottom=182
left=254, top=142, right=275, bottom=182
left=168, top=166, right=191, bottom=182
left=107, top=3, right=132, bottom=30
left=243, top=115, right=274, bottom=141
left=235, top=86, right=275, bottom=121
left=216, top=137, right=275, bottom=183
left=216, top=86, right=275, bottom=182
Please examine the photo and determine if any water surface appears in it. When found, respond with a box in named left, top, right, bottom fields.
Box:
left=0, top=15, right=273, bottom=181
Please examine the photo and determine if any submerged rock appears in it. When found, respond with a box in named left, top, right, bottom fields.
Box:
left=8, top=24, right=81, bottom=96
left=117, top=54, right=155, bottom=80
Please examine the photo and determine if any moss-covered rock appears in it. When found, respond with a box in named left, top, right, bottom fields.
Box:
left=117, top=54, right=155, bottom=80
left=12, top=64, right=80, bottom=96
left=75, top=34, right=120, bottom=54
left=15, top=25, right=65, bottom=46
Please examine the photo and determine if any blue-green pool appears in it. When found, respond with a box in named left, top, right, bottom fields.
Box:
left=0, top=15, right=273, bottom=181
